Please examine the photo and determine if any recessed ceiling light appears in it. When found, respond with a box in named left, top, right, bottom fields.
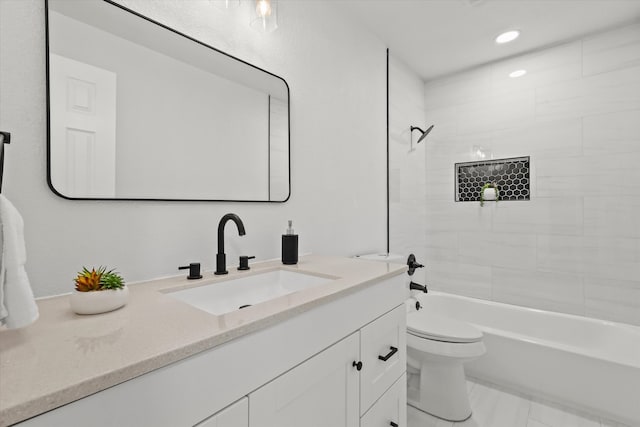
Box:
left=509, top=69, right=527, bottom=78
left=495, top=30, right=520, bottom=44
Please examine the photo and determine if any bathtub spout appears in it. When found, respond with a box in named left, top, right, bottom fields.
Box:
left=410, top=281, right=428, bottom=293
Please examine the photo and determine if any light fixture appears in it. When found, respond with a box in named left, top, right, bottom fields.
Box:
left=495, top=30, right=520, bottom=44
left=251, top=0, right=278, bottom=33
left=509, top=69, right=527, bottom=78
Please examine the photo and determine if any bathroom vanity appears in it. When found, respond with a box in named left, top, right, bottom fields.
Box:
left=0, top=255, right=407, bottom=427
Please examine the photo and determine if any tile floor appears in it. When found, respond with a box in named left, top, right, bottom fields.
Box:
left=407, top=380, right=630, bottom=427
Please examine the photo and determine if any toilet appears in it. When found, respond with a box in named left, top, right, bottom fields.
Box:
left=406, top=308, right=486, bottom=422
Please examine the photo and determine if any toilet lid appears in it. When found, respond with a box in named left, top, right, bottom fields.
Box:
left=407, top=311, right=483, bottom=343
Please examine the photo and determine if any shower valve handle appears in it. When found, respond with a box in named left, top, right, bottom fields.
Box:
left=407, top=254, right=424, bottom=276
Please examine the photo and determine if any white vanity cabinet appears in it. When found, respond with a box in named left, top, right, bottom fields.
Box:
left=14, top=273, right=406, bottom=427
left=249, top=333, right=360, bottom=427
left=249, top=305, right=406, bottom=427
left=195, top=398, right=248, bottom=427
left=360, top=375, right=407, bottom=427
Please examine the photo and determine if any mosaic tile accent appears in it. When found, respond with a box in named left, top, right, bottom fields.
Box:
left=455, top=157, right=530, bottom=202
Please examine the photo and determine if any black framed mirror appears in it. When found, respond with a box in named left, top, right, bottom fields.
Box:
left=45, top=0, right=290, bottom=202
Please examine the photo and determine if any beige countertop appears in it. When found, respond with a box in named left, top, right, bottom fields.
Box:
left=0, top=255, right=406, bottom=426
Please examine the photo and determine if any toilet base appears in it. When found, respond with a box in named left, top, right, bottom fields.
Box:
left=407, top=357, right=473, bottom=422
left=407, top=403, right=473, bottom=423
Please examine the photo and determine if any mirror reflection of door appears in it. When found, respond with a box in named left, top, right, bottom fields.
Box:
left=49, top=53, right=117, bottom=197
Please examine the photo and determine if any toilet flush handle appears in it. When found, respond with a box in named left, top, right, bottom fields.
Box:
left=352, top=360, right=363, bottom=371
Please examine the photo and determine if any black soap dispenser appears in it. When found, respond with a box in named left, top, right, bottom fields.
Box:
left=282, top=220, right=298, bottom=265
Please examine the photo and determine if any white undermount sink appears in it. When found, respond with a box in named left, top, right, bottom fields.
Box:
left=167, top=269, right=335, bottom=315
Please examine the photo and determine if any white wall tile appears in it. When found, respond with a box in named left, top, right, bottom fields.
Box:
left=584, top=197, right=640, bottom=238
left=426, top=167, right=455, bottom=201
left=492, top=198, right=584, bottom=236
left=536, top=235, right=585, bottom=274
left=426, top=200, right=494, bottom=233
left=492, top=267, right=584, bottom=315
left=426, top=260, right=492, bottom=300
left=585, top=276, right=640, bottom=325
left=583, top=110, right=640, bottom=156
left=458, top=89, right=536, bottom=134
left=425, top=105, right=458, bottom=138
left=537, top=152, right=640, bottom=197
left=492, top=41, right=582, bottom=93
left=458, top=231, right=494, bottom=265
left=582, top=236, right=640, bottom=281
left=583, top=22, right=640, bottom=77
left=489, top=233, right=538, bottom=270
left=536, top=66, right=640, bottom=121
left=424, top=67, right=493, bottom=110
left=459, top=232, right=537, bottom=270
left=491, top=118, right=582, bottom=160
left=425, top=231, right=458, bottom=263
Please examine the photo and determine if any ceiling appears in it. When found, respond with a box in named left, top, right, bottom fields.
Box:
left=337, top=0, right=640, bottom=81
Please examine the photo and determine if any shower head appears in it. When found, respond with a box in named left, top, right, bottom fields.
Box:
left=410, top=125, right=434, bottom=143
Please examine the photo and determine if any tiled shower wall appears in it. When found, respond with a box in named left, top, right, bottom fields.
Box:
left=423, top=23, right=640, bottom=325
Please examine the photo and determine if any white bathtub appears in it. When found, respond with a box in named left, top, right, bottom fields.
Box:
left=415, top=291, right=640, bottom=426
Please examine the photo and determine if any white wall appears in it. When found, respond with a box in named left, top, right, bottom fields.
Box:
left=388, top=54, right=426, bottom=284
left=422, top=23, right=640, bottom=326
left=0, top=0, right=387, bottom=297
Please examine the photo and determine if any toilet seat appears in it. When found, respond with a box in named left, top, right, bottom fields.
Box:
left=407, top=311, right=483, bottom=343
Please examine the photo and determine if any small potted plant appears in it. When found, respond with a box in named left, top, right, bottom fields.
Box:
left=69, top=266, right=128, bottom=315
left=480, top=182, right=499, bottom=206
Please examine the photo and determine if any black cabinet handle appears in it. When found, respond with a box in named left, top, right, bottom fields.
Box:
left=352, top=360, right=363, bottom=371
left=390, top=422, right=399, bottom=427
left=378, top=346, right=398, bottom=362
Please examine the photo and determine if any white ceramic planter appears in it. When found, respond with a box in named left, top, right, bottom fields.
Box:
left=70, top=287, right=129, bottom=315
left=482, top=188, right=497, bottom=201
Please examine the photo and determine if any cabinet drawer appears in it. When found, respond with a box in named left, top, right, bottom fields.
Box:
left=360, top=304, right=406, bottom=414
left=360, top=374, right=406, bottom=427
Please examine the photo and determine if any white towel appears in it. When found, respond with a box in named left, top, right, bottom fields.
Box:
left=0, top=195, right=38, bottom=329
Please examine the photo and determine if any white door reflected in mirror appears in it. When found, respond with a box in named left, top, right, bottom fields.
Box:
left=49, top=54, right=116, bottom=198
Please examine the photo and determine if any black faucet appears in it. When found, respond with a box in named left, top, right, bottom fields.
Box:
left=215, top=213, right=246, bottom=275
left=409, top=281, right=428, bottom=293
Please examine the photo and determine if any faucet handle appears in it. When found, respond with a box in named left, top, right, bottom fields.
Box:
left=179, top=263, right=203, bottom=280
left=238, top=256, right=256, bottom=271
left=407, top=253, right=425, bottom=276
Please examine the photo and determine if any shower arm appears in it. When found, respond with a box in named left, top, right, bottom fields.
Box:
left=410, top=124, right=434, bottom=144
